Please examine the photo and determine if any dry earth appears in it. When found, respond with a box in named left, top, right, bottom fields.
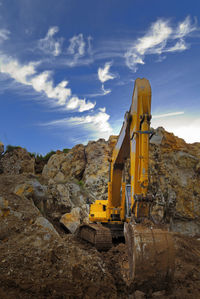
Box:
left=0, top=174, right=200, bottom=299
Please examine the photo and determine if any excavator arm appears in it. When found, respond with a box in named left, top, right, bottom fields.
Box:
left=107, top=78, right=152, bottom=222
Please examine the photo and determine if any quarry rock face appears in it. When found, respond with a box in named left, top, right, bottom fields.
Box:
left=0, top=148, right=35, bottom=175
left=42, top=128, right=200, bottom=236
left=149, top=128, right=200, bottom=235
left=42, top=144, right=86, bottom=181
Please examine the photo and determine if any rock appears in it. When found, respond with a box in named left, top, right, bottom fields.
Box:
left=150, top=127, right=164, bottom=145
left=34, top=216, right=60, bottom=237
left=0, top=141, right=4, bottom=155
left=83, top=137, right=116, bottom=200
left=14, top=179, right=48, bottom=213
left=148, top=128, right=200, bottom=234
left=134, top=290, right=146, bottom=299
left=60, top=207, right=81, bottom=233
left=0, top=147, right=35, bottom=174
left=40, top=126, right=200, bottom=237
left=0, top=197, right=10, bottom=217
left=196, top=161, right=200, bottom=174
left=42, top=144, right=86, bottom=181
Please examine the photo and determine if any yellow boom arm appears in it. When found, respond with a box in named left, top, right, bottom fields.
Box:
left=89, top=78, right=151, bottom=223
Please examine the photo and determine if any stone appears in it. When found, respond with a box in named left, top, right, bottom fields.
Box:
left=60, top=207, right=81, bottom=233
left=196, top=161, right=200, bottom=174
left=14, top=180, right=48, bottom=214
left=150, top=127, right=164, bottom=145
left=42, top=144, right=86, bottom=181
left=34, top=216, right=60, bottom=237
left=0, top=147, right=35, bottom=174
left=0, top=197, right=10, bottom=217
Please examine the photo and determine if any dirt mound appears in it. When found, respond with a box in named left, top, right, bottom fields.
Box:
left=0, top=174, right=117, bottom=299
left=1, top=173, right=200, bottom=298
left=101, top=235, right=200, bottom=298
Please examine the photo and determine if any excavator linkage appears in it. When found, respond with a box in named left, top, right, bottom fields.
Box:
left=124, top=223, right=175, bottom=291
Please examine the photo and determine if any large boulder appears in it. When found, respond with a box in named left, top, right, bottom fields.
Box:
left=83, top=137, right=117, bottom=200
left=0, top=147, right=35, bottom=174
left=42, top=144, right=86, bottom=182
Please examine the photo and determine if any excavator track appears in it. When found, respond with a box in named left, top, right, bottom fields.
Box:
left=79, top=223, right=112, bottom=251
left=124, top=223, right=175, bottom=291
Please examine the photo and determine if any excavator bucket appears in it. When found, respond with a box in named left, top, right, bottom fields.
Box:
left=124, top=222, right=175, bottom=291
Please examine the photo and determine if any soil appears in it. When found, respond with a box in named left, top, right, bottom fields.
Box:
left=0, top=174, right=200, bottom=298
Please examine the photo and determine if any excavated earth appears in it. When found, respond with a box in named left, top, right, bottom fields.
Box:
left=0, top=174, right=200, bottom=299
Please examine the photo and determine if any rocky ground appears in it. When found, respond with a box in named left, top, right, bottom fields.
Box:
left=0, top=128, right=200, bottom=298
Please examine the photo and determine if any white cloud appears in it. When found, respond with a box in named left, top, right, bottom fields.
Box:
left=68, top=33, right=85, bottom=56
left=151, top=113, right=200, bottom=143
left=125, top=16, right=198, bottom=71
left=44, top=108, right=113, bottom=140
left=101, top=84, right=111, bottom=95
left=175, top=16, right=197, bottom=39
left=98, top=61, right=116, bottom=83
left=0, top=58, right=37, bottom=84
left=67, top=33, right=89, bottom=66
left=38, top=26, right=63, bottom=56
left=66, top=96, right=95, bottom=112
left=166, top=39, right=187, bottom=52
left=153, top=111, right=184, bottom=119
left=0, top=56, right=95, bottom=112
left=0, top=29, right=10, bottom=42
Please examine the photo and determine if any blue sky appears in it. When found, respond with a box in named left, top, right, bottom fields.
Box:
left=0, top=0, right=200, bottom=154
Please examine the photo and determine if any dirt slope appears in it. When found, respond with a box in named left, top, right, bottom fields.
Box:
left=0, top=174, right=200, bottom=298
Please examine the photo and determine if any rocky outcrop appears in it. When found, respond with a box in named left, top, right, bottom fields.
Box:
left=0, top=147, right=35, bottom=174
left=83, top=137, right=117, bottom=200
left=149, top=127, right=200, bottom=235
left=42, top=127, right=200, bottom=236
left=42, top=144, right=86, bottom=182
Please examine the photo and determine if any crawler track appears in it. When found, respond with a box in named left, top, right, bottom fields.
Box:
left=79, top=223, right=112, bottom=250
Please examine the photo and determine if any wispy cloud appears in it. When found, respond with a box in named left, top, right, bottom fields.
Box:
left=97, top=61, right=116, bottom=96
left=0, top=29, right=10, bottom=43
left=125, top=16, right=198, bottom=71
left=66, top=33, right=93, bottom=67
left=43, top=108, right=113, bottom=140
left=101, top=84, right=111, bottom=95
left=66, top=96, right=95, bottom=112
left=98, top=61, right=116, bottom=83
left=0, top=55, right=95, bottom=112
left=152, top=111, right=184, bottom=119
left=38, top=26, right=63, bottom=56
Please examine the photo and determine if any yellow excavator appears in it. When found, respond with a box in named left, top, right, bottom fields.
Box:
left=79, top=78, right=174, bottom=290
